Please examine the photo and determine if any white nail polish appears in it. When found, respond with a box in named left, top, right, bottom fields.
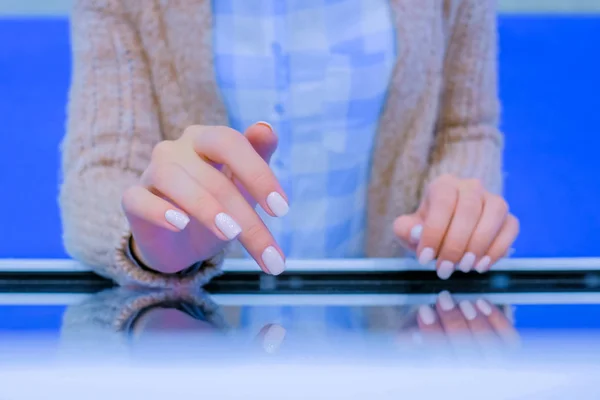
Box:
left=476, top=299, right=493, bottom=316
left=256, top=121, right=274, bottom=132
left=215, top=212, right=242, bottom=240
left=459, top=301, right=477, bottom=321
left=262, top=324, right=286, bottom=354
left=410, top=224, right=423, bottom=244
left=458, top=252, right=476, bottom=273
left=438, top=290, right=455, bottom=311
left=437, top=260, right=454, bottom=280
left=266, top=192, right=289, bottom=217
left=165, top=209, right=190, bottom=230
left=418, top=247, right=435, bottom=265
left=475, top=256, right=491, bottom=273
left=261, top=246, right=285, bottom=275
left=418, top=305, right=436, bottom=325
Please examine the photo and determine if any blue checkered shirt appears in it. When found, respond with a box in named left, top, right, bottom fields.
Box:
left=213, top=0, right=396, bottom=258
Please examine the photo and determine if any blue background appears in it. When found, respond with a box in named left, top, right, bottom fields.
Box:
left=0, top=15, right=599, bottom=259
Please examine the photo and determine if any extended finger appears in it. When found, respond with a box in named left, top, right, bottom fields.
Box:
left=172, top=153, right=286, bottom=275
left=183, top=125, right=289, bottom=218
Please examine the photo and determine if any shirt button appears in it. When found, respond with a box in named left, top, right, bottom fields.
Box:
left=274, top=103, right=285, bottom=115
left=271, top=42, right=282, bottom=56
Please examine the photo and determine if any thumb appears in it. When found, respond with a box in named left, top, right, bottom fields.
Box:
left=244, top=121, right=278, bottom=163
left=394, top=213, right=425, bottom=250
left=394, top=194, right=429, bottom=248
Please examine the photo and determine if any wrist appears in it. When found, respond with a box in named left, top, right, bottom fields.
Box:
left=128, top=235, right=207, bottom=276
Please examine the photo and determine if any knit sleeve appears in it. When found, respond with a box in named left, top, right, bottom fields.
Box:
left=424, top=0, right=503, bottom=195
left=59, top=0, right=223, bottom=288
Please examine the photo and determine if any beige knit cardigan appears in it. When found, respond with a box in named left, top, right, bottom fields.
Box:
left=59, top=0, right=503, bottom=288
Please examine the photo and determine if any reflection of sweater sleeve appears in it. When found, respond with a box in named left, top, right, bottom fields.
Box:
left=424, top=0, right=503, bottom=195
left=59, top=288, right=225, bottom=355
left=59, top=0, right=224, bottom=287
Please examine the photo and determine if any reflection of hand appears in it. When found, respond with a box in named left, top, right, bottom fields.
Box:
left=394, top=174, right=519, bottom=279
left=132, top=307, right=217, bottom=335
left=255, top=323, right=287, bottom=354
left=123, top=122, right=288, bottom=275
left=416, top=291, right=519, bottom=349
left=135, top=308, right=286, bottom=354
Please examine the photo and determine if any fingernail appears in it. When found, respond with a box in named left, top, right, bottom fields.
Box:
left=418, top=305, right=436, bottom=325
left=418, top=247, right=435, bottom=265
left=459, top=300, right=477, bottom=321
left=261, top=246, right=286, bottom=275
left=438, top=290, right=455, bottom=311
left=437, top=260, right=454, bottom=280
left=256, top=121, right=273, bottom=132
left=215, top=212, right=242, bottom=240
left=165, top=209, right=190, bottom=230
left=266, top=192, right=289, bottom=217
left=475, top=256, right=491, bottom=273
left=476, top=299, right=493, bottom=316
left=458, top=252, right=476, bottom=273
left=262, top=324, right=286, bottom=354
left=410, top=224, right=423, bottom=244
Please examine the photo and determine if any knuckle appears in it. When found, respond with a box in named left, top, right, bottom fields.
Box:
left=436, top=191, right=457, bottom=208
left=242, top=223, right=271, bottom=248
left=507, top=214, right=520, bottom=233
left=247, top=169, right=274, bottom=191
left=460, top=193, right=483, bottom=212
left=148, top=161, right=177, bottom=187
left=488, top=195, right=509, bottom=216
left=465, top=178, right=484, bottom=192
left=151, top=140, right=175, bottom=161
left=182, top=125, right=203, bottom=140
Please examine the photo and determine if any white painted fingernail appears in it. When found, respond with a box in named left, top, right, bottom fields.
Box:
left=261, top=246, right=285, bottom=275
left=262, top=324, right=286, bottom=354
left=418, top=247, right=435, bottom=265
left=459, top=301, right=477, bottom=321
left=418, top=305, right=436, bottom=325
left=256, top=121, right=274, bottom=132
left=458, top=252, right=476, bottom=273
left=437, top=260, right=454, bottom=280
left=438, top=290, right=455, bottom=311
left=215, top=212, right=242, bottom=240
left=475, top=256, right=492, bottom=273
left=165, top=209, right=190, bottom=230
left=266, top=192, right=289, bottom=217
left=410, top=224, right=423, bottom=244
left=476, top=299, right=493, bottom=316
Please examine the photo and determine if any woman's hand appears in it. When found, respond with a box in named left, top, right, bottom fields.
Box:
left=122, top=122, right=289, bottom=275
left=394, top=174, right=519, bottom=279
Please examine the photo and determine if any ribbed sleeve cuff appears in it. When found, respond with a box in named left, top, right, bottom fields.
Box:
left=425, top=127, right=504, bottom=195
left=113, top=231, right=226, bottom=289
